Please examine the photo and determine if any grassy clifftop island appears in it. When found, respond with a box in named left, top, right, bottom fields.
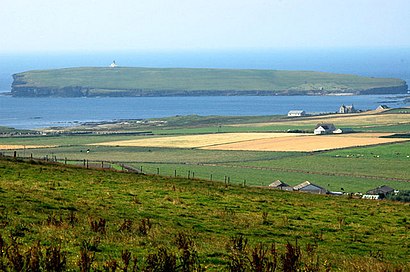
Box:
left=11, top=67, right=408, bottom=97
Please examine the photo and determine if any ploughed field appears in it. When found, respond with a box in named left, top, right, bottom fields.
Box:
left=92, top=132, right=409, bottom=152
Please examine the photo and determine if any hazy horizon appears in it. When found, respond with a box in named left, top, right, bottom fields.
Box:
left=1, top=0, right=409, bottom=53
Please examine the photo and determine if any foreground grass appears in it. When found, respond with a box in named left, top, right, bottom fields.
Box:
left=0, top=158, right=409, bottom=271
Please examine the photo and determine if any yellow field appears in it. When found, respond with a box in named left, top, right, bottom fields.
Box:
left=0, top=145, right=56, bottom=150
left=92, top=133, right=303, bottom=148
left=92, top=132, right=409, bottom=152
left=202, top=133, right=409, bottom=152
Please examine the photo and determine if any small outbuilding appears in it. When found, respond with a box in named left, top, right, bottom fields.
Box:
left=288, top=110, right=306, bottom=117
left=268, top=180, right=293, bottom=191
left=314, top=123, right=336, bottom=135
left=366, top=185, right=395, bottom=198
left=293, top=181, right=328, bottom=194
left=376, top=105, right=389, bottom=111
left=333, top=128, right=353, bottom=134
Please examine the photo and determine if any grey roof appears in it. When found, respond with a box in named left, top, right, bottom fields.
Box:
left=269, top=180, right=290, bottom=188
left=293, top=181, right=312, bottom=190
left=377, top=105, right=389, bottom=109
left=366, top=185, right=395, bottom=195
left=315, top=123, right=335, bottom=130
left=293, top=181, right=327, bottom=192
left=288, top=110, right=305, bottom=114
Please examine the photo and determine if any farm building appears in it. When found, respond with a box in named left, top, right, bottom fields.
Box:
left=287, top=110, right=306, bottom=117
left=314, top=123, right=336, bottom=135
left=332, top=128, right=353, bottom=134
left=376, top=105, right=389, bottom=110
left=293, top=181, right=328, bottom=194
left=268, top=180, right=293, bottom=191
left=339, top=104, right=357, bottom=114
left=366, top=185, right=395, bottom=198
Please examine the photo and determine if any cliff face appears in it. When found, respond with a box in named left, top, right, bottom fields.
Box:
left=11, top=85, right=409, bottom=97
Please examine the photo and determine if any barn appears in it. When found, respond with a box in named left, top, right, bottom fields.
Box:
left=293, top=181, right=328, bottom=194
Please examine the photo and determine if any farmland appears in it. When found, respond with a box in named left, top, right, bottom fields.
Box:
left=1, top=108, right=410, bottom=270
left=1, top=109, right=410, bottom=193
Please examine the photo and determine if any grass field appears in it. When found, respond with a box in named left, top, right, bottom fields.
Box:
left=1, top=110, right=410, bottom=193
left=12, top=67, right=407, bottom=96
left=1, top=109, right=410, bottom=270
left=0, top=158, right=409, bottom=271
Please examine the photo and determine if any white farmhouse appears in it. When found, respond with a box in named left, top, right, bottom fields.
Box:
left=314, top=123, right=336, bottom=135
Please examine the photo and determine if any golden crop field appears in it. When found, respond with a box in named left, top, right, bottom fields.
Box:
left=92, top=132, right=409, bottom=152
left=91, top=133, right=303, bottom=148
left=0, top=145, right=56, bottom=150
left=202, top=133, right=409, bottom=152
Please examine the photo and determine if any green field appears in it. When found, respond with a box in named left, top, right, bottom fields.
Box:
left=0, top=158, right=409, bottom=271
left=2, top=111, right=410, bottom=193
left=2, top=134, right=410, bottom=193
left=1, top=110, right=410, bottom=270
left=11, top=67, right=407, bottom=96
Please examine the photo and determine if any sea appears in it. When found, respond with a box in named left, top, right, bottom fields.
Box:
left=0, top=48, right=409, bottom=129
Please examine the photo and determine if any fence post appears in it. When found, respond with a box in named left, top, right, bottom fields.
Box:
left=157, top=168, right=160, bottom=175
left=140, top=166, right=143, bottom=173
left=174, top=170, right=177, bottom=177
left=210, top=174, right=213, bottom=181
left=101, top=161, right=104, bottom=169
left=13, top=151, right=16, bottom=158
left=65, top=157, right=67, bottom=165
left=188, top=170, right=191, bottom=179
left=192, top=172, right=195, bottom=179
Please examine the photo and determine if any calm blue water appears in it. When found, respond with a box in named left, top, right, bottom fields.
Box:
left=0, top=95, right=405, bottom=129
left=0, top=48, right=409, bottom=129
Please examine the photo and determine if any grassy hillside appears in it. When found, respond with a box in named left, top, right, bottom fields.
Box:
left=11, top=67, right=408, bottom=96
left=0, top=157, right=409, bottom=271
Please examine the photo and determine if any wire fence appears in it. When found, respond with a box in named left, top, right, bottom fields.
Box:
left=0, top=150, right=241, bottom=187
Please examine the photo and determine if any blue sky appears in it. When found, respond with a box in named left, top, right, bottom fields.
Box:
left=0, top=0, right=409, bottom=52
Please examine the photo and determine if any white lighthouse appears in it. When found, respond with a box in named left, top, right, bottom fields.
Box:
left=110, top=60, right=118, bottom=68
